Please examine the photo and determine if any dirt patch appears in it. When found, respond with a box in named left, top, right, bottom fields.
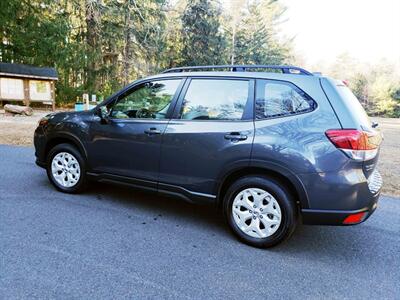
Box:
left=0, top=110, right=399, bottom=197
left=0, top=110, right=48, bottom=146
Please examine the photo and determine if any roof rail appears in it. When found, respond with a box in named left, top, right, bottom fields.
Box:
left=162, top=65, right=313, bottom=75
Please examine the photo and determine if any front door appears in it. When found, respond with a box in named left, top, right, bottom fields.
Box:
left=88, top=78, right=184, bottom=182
left=159, top=77, right=255, bottom=198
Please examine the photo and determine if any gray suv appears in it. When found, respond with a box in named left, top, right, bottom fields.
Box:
left=34, top=65, right=383, bottom=248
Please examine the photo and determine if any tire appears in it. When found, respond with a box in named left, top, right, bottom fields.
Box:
left=46, top=143, right=87, bottom=193
left=223, top=176, right=298, bottom=248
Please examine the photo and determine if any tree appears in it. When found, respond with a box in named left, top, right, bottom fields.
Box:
left=0, top=1, right=70, bottom=66
left=85, top=0, right=102, bottom=93
left=233, top=0, right=289, bottom=65
left=0, top=0, right=293, bottom=105
left=370, top=76, right=400, bottom=117
left=101, top=0, right=169, bottom=83
left=158, top=0, right=187, bottom=68
left=181, top=0, right=228, bottom=66
left=349, top=73, right=369, bottom=107
left=222, top=0, right=246, bottom=64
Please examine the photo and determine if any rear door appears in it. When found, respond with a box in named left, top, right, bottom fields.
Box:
left=158, top=77, right=255, bottom=198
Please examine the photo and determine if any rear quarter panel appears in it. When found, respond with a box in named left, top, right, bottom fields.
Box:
left=251, top=76, right=344, bottom=175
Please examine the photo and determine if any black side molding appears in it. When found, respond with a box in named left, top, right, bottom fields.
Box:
left=86, top=172, right=216, bottom=206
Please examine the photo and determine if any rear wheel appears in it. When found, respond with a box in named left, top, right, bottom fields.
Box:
left=223, top=176, right=297, bottom=248
left=46, top=143, right=87, bottom=193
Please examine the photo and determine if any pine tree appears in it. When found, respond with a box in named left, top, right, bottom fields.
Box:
left=181, top=0, right=228, bottom=66
left=234, top=1, right=288, bottom=65
left=0, top=0, right=292, bottom=105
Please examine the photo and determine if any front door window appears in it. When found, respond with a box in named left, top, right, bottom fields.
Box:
left=111, top=79, right=182, bottom=119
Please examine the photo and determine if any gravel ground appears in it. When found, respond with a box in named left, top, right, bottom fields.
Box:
left=0, top=109, right=52, bottom=146
left=374, top=117, right=400, bottom=196
left=0, top=145, right=399, bottom=299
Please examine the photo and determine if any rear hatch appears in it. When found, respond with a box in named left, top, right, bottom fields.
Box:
left=321, top=78, right=383, bottom=182
left=333, top=81, right=383, bottom=177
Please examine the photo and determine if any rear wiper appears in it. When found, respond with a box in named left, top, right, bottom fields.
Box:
left=371, top=122, right=379, bottom=128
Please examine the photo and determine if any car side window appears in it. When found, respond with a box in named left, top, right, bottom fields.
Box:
left=110, top=79, right=181, bottom=119
left=255, top=80, right=316, bottom=119
left=179, top=79, right=249, bottom=120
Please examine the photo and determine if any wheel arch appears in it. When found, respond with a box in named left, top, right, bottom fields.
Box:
left=217, top=163, right=310, bottom=210
left=44, top=133, right=88, bottom=165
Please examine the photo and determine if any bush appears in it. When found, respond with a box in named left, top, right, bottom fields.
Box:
left=369, top=76, right=400, bottom=117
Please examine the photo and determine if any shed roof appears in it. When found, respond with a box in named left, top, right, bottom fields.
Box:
left=0, top=62, right=58, bottom=80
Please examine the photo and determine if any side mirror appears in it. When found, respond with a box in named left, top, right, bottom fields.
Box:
left=97, top=106, right=110, bottom=123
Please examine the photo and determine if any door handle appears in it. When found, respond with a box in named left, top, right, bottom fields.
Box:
left=144, top=128, right=161, bottom=135
left=224, top=132, right=248, bottom=141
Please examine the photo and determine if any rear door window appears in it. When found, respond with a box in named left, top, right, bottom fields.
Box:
left=179, top=79, right=250, bottom=120
left=255, top=80, right=316, bottom=119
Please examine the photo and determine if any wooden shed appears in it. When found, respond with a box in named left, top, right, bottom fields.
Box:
left=0, top=62, right=58, bottom=111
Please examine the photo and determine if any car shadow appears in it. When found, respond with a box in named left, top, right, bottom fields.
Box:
left=38, top=177, right=386, bottom=259
left=84, top=181, right=230, bottom=236
left=273, top=217, right=389, bottom=263
left=86, top=182, right=377, bottom=252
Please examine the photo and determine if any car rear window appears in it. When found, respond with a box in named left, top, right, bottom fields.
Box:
left=335, top=82, right=372, bottom=129
left=255, top=80, right=316, bottom=119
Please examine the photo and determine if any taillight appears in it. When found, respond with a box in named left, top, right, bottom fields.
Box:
left=326, top=129, right=381, bottom=161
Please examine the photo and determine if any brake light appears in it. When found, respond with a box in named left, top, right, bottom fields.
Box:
left=326, top=129, right=381, bottom=161
left=325, top=129, right=377, bottom=150
left=343, top=211, right=367, bottom=224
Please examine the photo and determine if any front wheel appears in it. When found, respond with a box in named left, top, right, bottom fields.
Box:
left=46, top=143, right=87, bottom=193
left=223, top=176, right=298, bottom=248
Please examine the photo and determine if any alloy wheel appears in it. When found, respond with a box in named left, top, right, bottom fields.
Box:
left=51, top=152, right=81, bottom=188
left=232, top=188, right=282, bottom=239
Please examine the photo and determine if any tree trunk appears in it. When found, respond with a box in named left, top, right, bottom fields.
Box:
left=231, top=25, right=236, bottom=65
left=86, top=0, right=99, bottom=92
left=123, top=4, right=132, bottom=86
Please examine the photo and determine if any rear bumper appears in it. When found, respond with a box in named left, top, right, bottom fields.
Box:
left=301, top=192, right=380, bottom=225
left=297, top=164, right=382, bottom=225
